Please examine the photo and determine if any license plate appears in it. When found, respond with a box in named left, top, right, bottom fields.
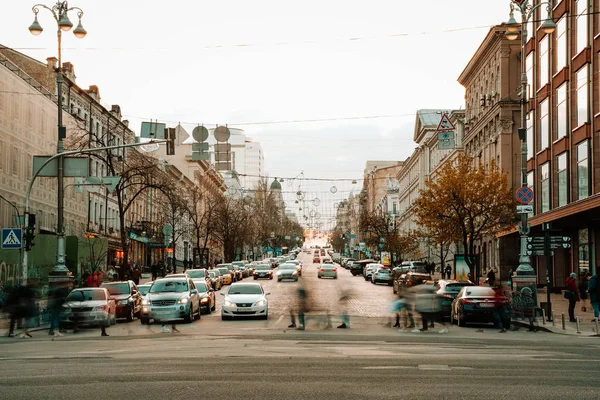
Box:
left=479, top=303, right=495, bottom=308
left=154, top=310, right=172, bottom=314
left=237, top=307, right=252, bottom=312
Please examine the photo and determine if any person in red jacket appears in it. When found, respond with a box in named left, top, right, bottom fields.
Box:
left=565, top=272, right=580, bottom=322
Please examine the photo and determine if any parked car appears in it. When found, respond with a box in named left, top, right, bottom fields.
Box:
left=277, top=263, right=300, bottom=282
left=140, top=277, right=201, bottom=324
left=451, top=286, right=509, bottom=327
left=363, top=263, right=383, bottom=281
left=60, top=288, right=116, bottom=328
left=217, top=266, right=233, bottom=285
left=341, top=258, right=355, bottom=269
left=317, top=264, right=338, bottom=279
left=393, top=272, right=432, bottom=294
left=220, top=282, right=270, bottom=320
left=253, top=264, right=274, bottom=280
left=191, top=279, right=216, bottom=314
left=371, top=267, right=393, bottom=286
left=350, top=259, right=376, bottom=276
left=435, top=280, right=475, bottom=319
left=393, top=261, right=428, bottom=277
left=208, top=270, right=223, bottom=291
left=100, top=280, right=142, bottom=322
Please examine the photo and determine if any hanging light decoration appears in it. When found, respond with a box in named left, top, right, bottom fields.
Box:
left=330, top=185, right=337, bottom=194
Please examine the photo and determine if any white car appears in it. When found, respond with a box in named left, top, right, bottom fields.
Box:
left=221, top=282, right=270, bottom=320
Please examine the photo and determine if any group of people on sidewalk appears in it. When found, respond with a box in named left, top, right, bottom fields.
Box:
left=564, top=272, right=599, bottom=323
left=287, top=283, right=352, bottom=330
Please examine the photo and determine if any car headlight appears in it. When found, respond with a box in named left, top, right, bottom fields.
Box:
left=200, top=297, right=210, bottom=303
left=224, top=298, right=235, bottom=307
left=93, top=305, right=108, bottom=311
left=142, top=298, right=150, bottom=305
left=276, top=271, right=281, bottom=275
left=118, top=299, right=129, bottom=305
left=255, top=300, right=266, bottom=307
left=177, top=297, right=189, bottom=304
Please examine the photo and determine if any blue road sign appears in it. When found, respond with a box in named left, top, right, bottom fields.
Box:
left=1, top=228, right=22, bottom=249
left=516, top=186, right=534, bottom=204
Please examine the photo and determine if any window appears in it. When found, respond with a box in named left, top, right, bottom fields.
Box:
left=556, top=84, right=568, bottom=139
left=539, top=36, right=549, bottom=87
left=555, top=17, right=567, bottom=72
left=539, top=99, right=549, bottom=150
left=527, top=172, right=534, bottom=215
left=0, top=141, right=3, bottom=171
left=11, top=147, right=18, bottom=175
left=557, top=153, right=568, bottom=207
left=540, top=163, right=550, bottom=213
left=526, top=53, right=534, bottom=100
left=526, top=112, right=534, bottom=159
left=576, top=0, right=588, bottom=54
left=577, top=140, right=589, bottom=200
left=576, top=65, right=589, bottom=126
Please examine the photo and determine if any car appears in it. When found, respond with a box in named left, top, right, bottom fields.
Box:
left=217, top=266, right=233, bottom=284
left=220, top=282, right=270, bottom=320
left=393, top=272, right=432, bottom=294
left=317, top=264, right=338, bottom=279
left=100, top=280, right=142, bottom=321
left=165, top=273, right=190, bottom=279
left=185, top=269, right=210, bottom=282
left=208, top=270, right=223, bottom=290
left=191, top=279, right=216, bottom=314
left=350, top=259, right=376, bottom=276
left=232, top=261, right=248, bottom=278
left=137, top=283, right=153, bottom=296
left=140, top=277, right=201, bottom=324
left=393, top=261, right=428, bottom=277
left=253, top=264, right=274, bottom=280
left=371, top=267, right=393, bottom=286
left=435, top=280, right=475, bottom=319
left=322, top=258, right=333, bottom=264
left=363, top=263, right=383, bottom=280
left=269, top=258, right=279, bottom=269
left=277, top=263, right=300, bottom=282
left=341, top=258, right=355, bottom=268
left=286, top=259, right=303, bottom=276
left=60, top=288, right=116, bottom=328
left=231, top=264, right=244, bottom=281
left=217, top=263, right=237, bottom=282
left=451, top=286, right=510, bottom=327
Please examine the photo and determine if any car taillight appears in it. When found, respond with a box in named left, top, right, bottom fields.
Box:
left=320, top=269, right=325, bottom=272
left=407, top=281, right=413, bottom=286
left=440, top=294, right=453, bottom=299
left=332, top=269, right=337, bottom=272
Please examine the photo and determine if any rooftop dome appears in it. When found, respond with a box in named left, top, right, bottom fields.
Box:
left=270, top=179, right=282, bottom=190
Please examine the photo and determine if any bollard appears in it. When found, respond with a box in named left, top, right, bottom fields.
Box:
left=561, top=313, right=566, bottom=330
left=576, top=316, right=581, bottom=334
left=541, top=309, right=546, bottom=325
left=552, top=311, right=556, bottom=327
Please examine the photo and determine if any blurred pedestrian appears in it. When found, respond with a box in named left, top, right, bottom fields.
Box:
left=337, top=288, right=352, bottom=329
left=487, top=269, right=496, bottom=287
left=587, top=274, right=599, bottom=322
left=580, top=273, right=591, bottom=312
left=47, top=280, right=72, bottom=337
left=7, top=283, right=37, bottom=338
left=445, top=264, right=452, bottom=280
left=565, top=272, right=579, bottom=323
left=151, top=264, right=158, bottom=281
left=0, top=280, right=5, bottom=311
left=132, top=265, right=141, bottom=285
left=492, top=284, right=509, bottom=333
left=288, top=283, right=308, bottom=330
left=391, top=294, right=414, bottom=331
left=412, top=284, right=445, bottom=333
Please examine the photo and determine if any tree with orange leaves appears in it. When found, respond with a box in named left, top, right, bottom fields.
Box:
left=413, top=154, right=516, bottom=277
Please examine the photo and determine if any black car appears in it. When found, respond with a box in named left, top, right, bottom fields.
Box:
left=434, top=280, right=475, bottom=319
left=393, top=272, right=432, bottom=294
left=191, top=279, right=216, bottom=314
left=100, top=280, right=142, bottom=321
left=350, top=259, right=376, bottom=276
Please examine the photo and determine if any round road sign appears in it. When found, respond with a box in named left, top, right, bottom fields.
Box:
left=214, top=126, right=231, bottom=142
left=192, top=125, right=209, bottom=142
left=516, top=186, right=534, bottom=204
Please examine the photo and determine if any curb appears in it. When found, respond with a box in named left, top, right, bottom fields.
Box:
left=511, top=319, right=598, bottom=336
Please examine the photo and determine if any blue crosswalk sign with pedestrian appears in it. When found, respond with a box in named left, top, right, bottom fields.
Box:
left=1, top=228, right=22, bottom=249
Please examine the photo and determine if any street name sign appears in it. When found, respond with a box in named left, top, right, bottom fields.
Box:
left=527, top=249, right=553, bottom=256
left=516, top=205, right=533, bottom=214
left=1, top=228, right=22, bottom=249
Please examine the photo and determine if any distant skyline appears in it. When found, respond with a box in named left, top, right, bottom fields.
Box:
left=2, top=0, right=513, bottom=229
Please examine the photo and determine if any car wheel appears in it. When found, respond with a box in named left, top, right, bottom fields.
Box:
left=295, top=278, right=298, bottom=282
left=185, top=306, right=193, bottom=323
left=450, top=310, right=457, bottom=325
left=393, top=286, right=397, bottom=294
left=262, top=311, right=268, bottom=320
left=318, top=275, right=321, bottom=279
left=221, top=315, right=229, bottom=321
left=211, top=302, right=216, bottom=312
left=334, top=276, right=337, bottom=280
left=140, top=318, right=149, bottom=325
left=254, top=276, right=257, bottom=280
left=457, top=309, right=466, bottom=327
left=126, top=306, right=135, bottom=322
left=371, top=280, right=375, bottom=284
left=196, top=305, right=202, bottom=319
left=277, top=278, right=281, bottom=282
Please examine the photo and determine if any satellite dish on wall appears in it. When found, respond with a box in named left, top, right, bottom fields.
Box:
left=214, top=125, right=231, bottom=142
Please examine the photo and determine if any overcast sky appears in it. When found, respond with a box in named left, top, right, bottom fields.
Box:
left=2, top=0, right=511, bottom=229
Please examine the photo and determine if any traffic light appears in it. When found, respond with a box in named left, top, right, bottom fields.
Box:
left=166, top=127, right=176, bottom=155
left=24, top=213, right=36, bottom=251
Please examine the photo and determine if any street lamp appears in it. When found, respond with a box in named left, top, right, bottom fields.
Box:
left=504, top=0, right=554, bottom=296
left=28, top=1, right=86, bottom=282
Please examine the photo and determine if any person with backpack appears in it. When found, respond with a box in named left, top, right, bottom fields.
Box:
left=565, top=273, right=580, bottom=323
left=587, top=274, right=599, bottom=322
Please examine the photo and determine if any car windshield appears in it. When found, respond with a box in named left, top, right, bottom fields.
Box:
left=208, top=271, right=217, bottom=278
left=256, top=265, right=270, bottom=271
left=101, top=282, right=129, bottom=295
left=322, top=265, right=336, bottom=270
left=186, top=270, right=206, bottom=278
left=228, top=285, right=262, bottom=295
left=280, top=264, right=297, bottom=270
left=465, top=287, right=496, bottom=297
left=67, top=290, right=106, bottom=301
left=138, top=285, right=151, bottom=295
left=218, top=268, right=229, bottom=275
left=377, top=269, right=390, bottom=274
left=445, top=282, right=474, bottom=292
left=150, top=280, right=189, bottom=293
left=193, top=281, right=208, bottom=292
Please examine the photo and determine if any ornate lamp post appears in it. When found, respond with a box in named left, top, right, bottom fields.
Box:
left=28, top=2, right=86, bottom=282
left=504, top=1, right=555, bottom=301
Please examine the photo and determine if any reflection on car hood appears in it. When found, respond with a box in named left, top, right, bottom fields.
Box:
left=64, top=300, right=106, bottom=308
left=147, top=292, right=185, bottom=300
left=226, top=294, right=264, bottom=303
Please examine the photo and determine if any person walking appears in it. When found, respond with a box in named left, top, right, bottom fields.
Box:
left=412, top=285, right=441, bottom=333
left=587, top=274, right=599, bottom=322
left=337, top=288, right=352, bottom=329
left=579, top=273, right=591, bottom=312
left=487, top=269, right=496, bottom=287
left=131, top=265, right=141, bottom=285
left=47, top=280, right=72, bottom=337
left=492, top=284, right=509, bottom=332
left=288, top=284, right=308, bottom=330
left=564, top=273, right=580, bottom=322
left=445, top=264, right=452, bottom=280
left=7, top=283, right=37, bottom=338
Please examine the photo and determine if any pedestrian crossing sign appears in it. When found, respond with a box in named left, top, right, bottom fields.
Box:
left=1, top=228, right=22, bottom=249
